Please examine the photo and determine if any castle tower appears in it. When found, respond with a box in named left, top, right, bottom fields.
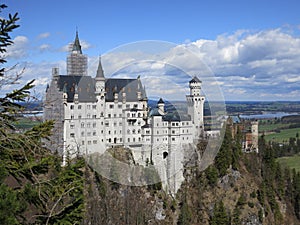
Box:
left=67, top=31, right=88, bottom=76
left=186, top=76, right=205, bottom=138
left=95, top=56, right=105, bottom=95
left=251, top=121, right=259, bottom=152
left=157, top=98, right=165, bottom=114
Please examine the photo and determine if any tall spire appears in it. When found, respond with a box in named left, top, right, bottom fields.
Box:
left=96, top=55, right=105, bottom=80
left=72, top=30, right=82, bottom=54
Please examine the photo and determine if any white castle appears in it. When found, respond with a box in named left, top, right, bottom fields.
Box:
left=44, top=33, right=206, bottom=193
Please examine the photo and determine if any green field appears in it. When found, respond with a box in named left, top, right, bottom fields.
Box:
left=258, top=123, right=291, bottom=132
left=13, top=117, right=41, bottom=129
left=276, top=155, right=300, bottom=172
left=264, top=127, right=300, bottom=143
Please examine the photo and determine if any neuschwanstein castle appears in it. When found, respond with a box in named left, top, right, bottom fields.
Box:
left=44, top=33, right=207, bottom=193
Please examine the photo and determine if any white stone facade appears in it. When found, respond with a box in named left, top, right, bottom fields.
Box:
left=44, top=33, right=206, bottom=194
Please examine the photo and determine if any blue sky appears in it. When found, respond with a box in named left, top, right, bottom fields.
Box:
left=2, top=0, right=300, bottom=101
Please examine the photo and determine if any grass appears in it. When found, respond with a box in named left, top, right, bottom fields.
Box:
left=13, top=117, right=41, bottom=129
left=258, top=123, right=291, bottom=132
left=264, top=127, right=300, bottom=143
left=276, top=155, right=300, bottom=172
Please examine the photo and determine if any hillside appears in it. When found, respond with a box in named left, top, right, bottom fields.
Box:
left=81, top=130, right=300, bottom=225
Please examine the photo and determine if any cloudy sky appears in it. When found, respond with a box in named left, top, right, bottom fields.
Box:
left=2, top=0, right=300, bottom=101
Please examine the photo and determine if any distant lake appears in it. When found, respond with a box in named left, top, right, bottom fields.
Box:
left=239, top=112, right=299, bottom=120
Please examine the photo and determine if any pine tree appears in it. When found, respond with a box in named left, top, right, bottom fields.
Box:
left=210, top=200, right=229, bottom=225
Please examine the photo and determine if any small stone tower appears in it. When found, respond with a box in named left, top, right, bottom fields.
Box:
left=186, top=76, right=205, bottom=138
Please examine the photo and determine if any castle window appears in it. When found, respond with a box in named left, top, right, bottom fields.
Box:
left=172, top=130, right=175, bottom=134
left=70, top=124, right=74, bottom=129
left=70, top=133, right=75, bottom=138
left=92, top=115, right=96, bottom=118
left=146, top=130, right=150, bottom=134
left=114, top=130, right=117, bottom=134
left=105, top=121, right=109, bottom=126
left=133, top=129, right=136, bottom=134
left=88, top=141, right=91, bottom=145
left=119, top=122, right=122, bottom=126
left=78, top=115, right=82, bottom=119
left=81, top=122, right=84, bottom=128
left=93, top=140, right=97, bottom=144
left=87, top=123, right=91, bottom=128
left=92, top=105, right=96, bottom=109
left=87, top=105, right=91, bottom=110
left=128, top=138, right=130, bottom=142
left=71, top=115, right=74, bottom=120
left=120, top=138, right=122, bottom=142
left=101, top=130, right=104, bottom=134
left=114, top=114, right=117, bottom=117
left=114, top=122, right=117, bottom=126
left=163, top=152, right=168, bottom=159
left=133, top=138, right=135, bottom=142
left=172, top=138, right=175, bottom=141
left=127, top=113, right=130, bottom=117
left=100, top=112, right=104, bottom=117
left=70, top=105, right=74, bottom=110
left=81, top=131, right=84, bottom=137
left=133, top=104, right=138, bottom=108
left=127, top=129, right=130, bottom=134
left=109, top=104, right=114, bottom=109
left=87, top=114, right=91, bottom=118
left=93, top=123, right=96, bottom=128
left=118, top=104, right=122, bottom=109
left=93, top=131, right=96, bottom=136
left=108, top=131, right=111, bottom=134
left=87, top=132, right=91, bottom=136
left=138, top=129, right=141, bottom=134
left=78, top=105, right=82, bottom=109
left=82, top=141, right=84, bottom=145
left=108, top=114, right=111, bottom=118
left=119, top=114, right=122, bottom=117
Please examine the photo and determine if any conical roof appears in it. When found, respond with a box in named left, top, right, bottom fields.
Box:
left=72, top=31, right=82, bottom=54
left=95, top=56, right=105, bottom=80
left=189, top=76, right=201, bottom=83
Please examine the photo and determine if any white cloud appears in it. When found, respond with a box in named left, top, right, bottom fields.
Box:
left=37, top=32, right=50, bottom=39
left=39, top=44, right=51, bottom=52
left=4, top=27, right=300, bottom=101
left=6, top=36, right=29, bottom=59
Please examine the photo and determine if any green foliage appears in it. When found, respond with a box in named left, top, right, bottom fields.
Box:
left=205, top=165, right=218, bottom=187
left=232, top=204, right=241, bottom=225
left=215, top=123, right=242, bottom=177
left=0, top=184, right=22, bottom=225
left=210, top=200, right=229, bottom=225
left=0, top=5, right=85, bottom=224
left=177, top=200, right=192, bottom=225
left=236, top=193, right=247, bottom=208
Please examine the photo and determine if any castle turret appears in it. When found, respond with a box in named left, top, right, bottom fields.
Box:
left=186, top=76, right=205, bottom=138
left=157, top=98, right=165, bottom=114
left=95, top=56, right=105, bottom=96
